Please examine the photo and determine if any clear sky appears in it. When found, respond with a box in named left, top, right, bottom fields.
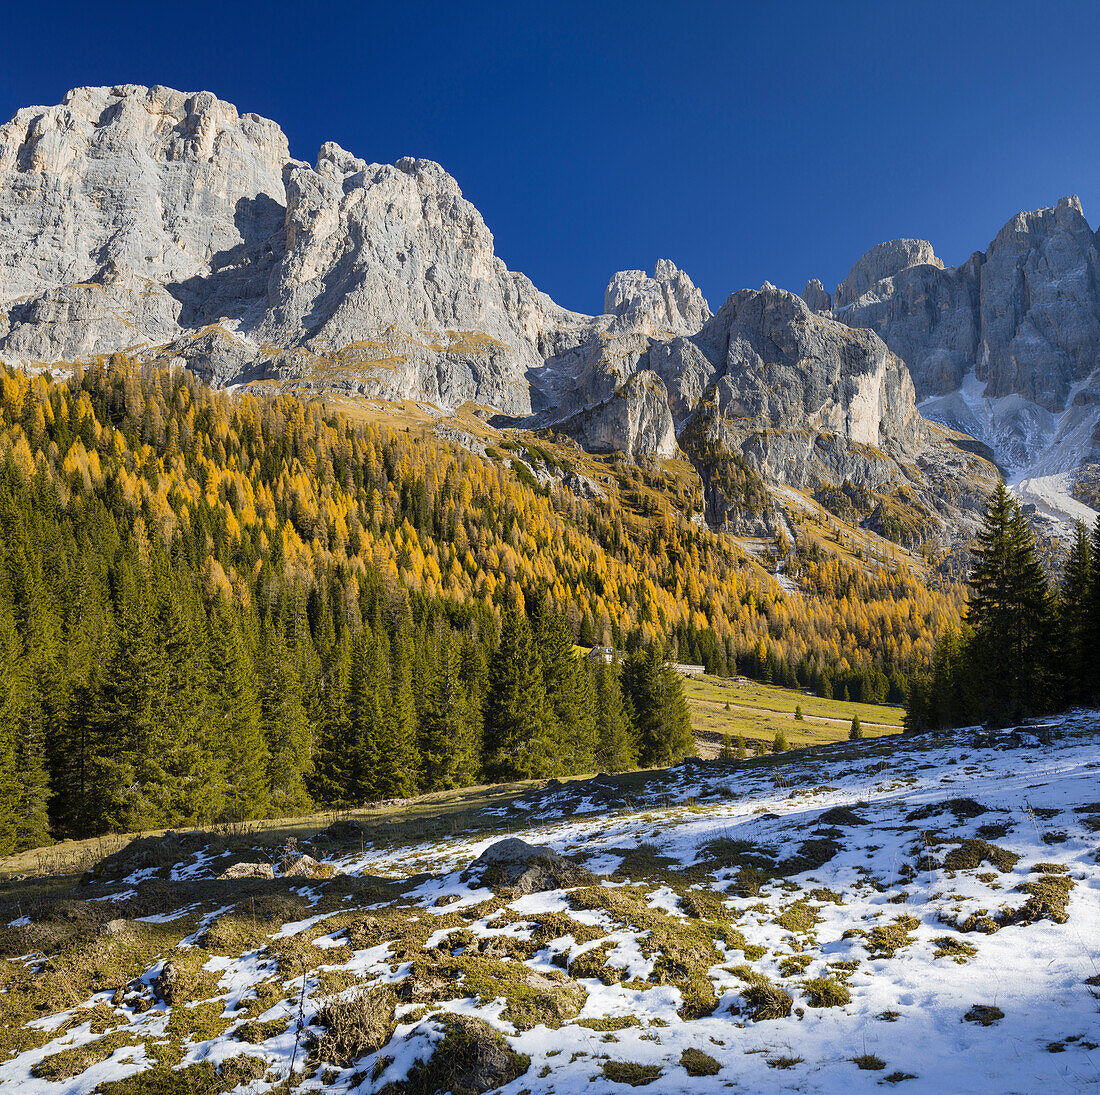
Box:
left=3, top=0, right=1099, bottom=316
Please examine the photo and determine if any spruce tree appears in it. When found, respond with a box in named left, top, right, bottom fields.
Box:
left=1057, top=520, right=1092, bottom=706
left=311, top=632, right=354, bottom=805
left=622, top=646, right=694, bottom=768
left=533, top=599, right=594, bottom=773
left=1081, top=516, right=1100, bottom=703
left=420, top=635, right=475, bottom=790
left=967, top=483, right=1052, bottom=725
left=378, top=626, right=420, bottom=798
left=849, top=715, right=863, bottom=740
left=347, top=628, right=388, bottom=801
left=87, top=603, right=171, bottom=833
left=483, top=603, right=553, bottom=780
left=593, top=658, right=636, bottom=773
left=0, top=607, right=26, bottom=854
left=207, top=605, right=269, bottom=822
left=259, top=632, right=314, bottom=817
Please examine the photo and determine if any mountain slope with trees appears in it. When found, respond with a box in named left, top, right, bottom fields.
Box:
left=0, top=359, right=964, bottom=853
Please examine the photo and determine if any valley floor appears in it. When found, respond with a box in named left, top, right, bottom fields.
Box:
left=2, top=714, right=1098, bottom=1094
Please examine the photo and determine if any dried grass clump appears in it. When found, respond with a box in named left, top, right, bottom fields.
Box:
left=313, top=986, right=397, bottom=1067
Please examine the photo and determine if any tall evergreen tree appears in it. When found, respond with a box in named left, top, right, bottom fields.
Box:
left=378, top=625, right=420, bottom=798
left=483, top=603, right=554, bottom=780
left=592, top=658, right=636, bottom=773
left=534, top=598, right=596, bottom=773
left=420, top=635, right=476, bottom=791
left=966, top=482, right=1052, bottom=725
left=207, top=605, right=269, bottom=821
left=258, top=631, right=314, bottom=817
left=622, top=646, right=694, bottom=767
left=1058, top=520, right=1092, bottom=706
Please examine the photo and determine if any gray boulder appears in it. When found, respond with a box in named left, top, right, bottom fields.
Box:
left=463, top=837, right=596, bottom=894
left=217, top=861, right=275, bottom=881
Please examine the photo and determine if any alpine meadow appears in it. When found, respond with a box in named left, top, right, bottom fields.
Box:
left=1, top=44, right=1100, bottom=1095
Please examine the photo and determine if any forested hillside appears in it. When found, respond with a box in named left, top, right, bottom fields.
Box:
left=0, top=360, right=960, bottom=853
left=907, top=483, right=1100, bottom=731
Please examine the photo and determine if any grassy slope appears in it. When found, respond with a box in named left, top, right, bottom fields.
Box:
left=682, top=673, right=902, bottom=757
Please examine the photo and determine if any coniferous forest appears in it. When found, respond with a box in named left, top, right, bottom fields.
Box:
left=906, top=482, right=1100, bottom=732
left=0, top=358, right=935, bottom=854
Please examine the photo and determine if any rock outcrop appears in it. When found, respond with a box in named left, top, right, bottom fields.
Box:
left=0, top=84, right=592, bottom=416
left=801, top=278, right=832, bottom=313
left=463, top=838, right=596, bottom=895
left=604, top=260, right=711, bottom=336
left=829, top=197, right=1100, bottom=493
left=834, top=239, right=943, bottom=310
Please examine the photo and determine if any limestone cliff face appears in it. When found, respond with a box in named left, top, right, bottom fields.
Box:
left=0, top=84, right=1002, bottom=540
left=0, top=84, right=288, bottom=364
left=0, top=85, right=591, bottom=415
left=826, top=197, right=1100, bottom=479
left=690, top=286, right=923, bottom=481
left=603, top=260, right=711, bottom=336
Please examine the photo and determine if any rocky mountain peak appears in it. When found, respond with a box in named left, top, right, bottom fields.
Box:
left=603, top=260, right=710, bottom=335
left=831, top=197, right=1100, bottom=512
left=801, top=278, right=832, bottom=313
left=834, top=238, right=943, bottom=310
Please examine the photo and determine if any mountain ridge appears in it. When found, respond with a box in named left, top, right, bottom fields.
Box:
left=3, top=82, right=1080, bottom=544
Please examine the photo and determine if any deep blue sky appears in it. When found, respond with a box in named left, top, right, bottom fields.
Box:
left=3, top=1, right=1099, bottom=315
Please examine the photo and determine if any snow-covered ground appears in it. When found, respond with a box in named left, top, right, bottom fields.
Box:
left=3, top=712, right=1099, bottom=1094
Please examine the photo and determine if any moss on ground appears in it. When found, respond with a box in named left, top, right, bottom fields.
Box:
left=774, top=899, right=822, bottom=936
left=942, top=840, right=1019, bottom=874
left=382, top=1015, right=529, bottom=1095
left=31, top=1032, right=141, bottom=1081
left=932, top=936, right=977, bottom=963
left=95, top=1056, right=268, bottom=1094
left=802, top=976, right=850, bottom=1008
left=865, top=915, right=919, bottom=958
left=680, top=1047, right=721, bottom=1075
left=601, top=1061, right=663, bottom=1086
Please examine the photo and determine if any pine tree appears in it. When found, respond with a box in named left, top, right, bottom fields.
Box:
left=735, top=733, right=747, bottom=759
left=773, top=730, right=788, bottom=752
left=0, top=606, right=26, bottom=854
left=533, top=599, right=594, bottom=774
left=794, top=704, right=803, bottom=721
left=311, top=632, right=354, bottom=805
left=593, top=658, right=636, bottom=773
left=420, top=635, right=476, bottom=791
left=718, top=733, right=735, bottom=761
left=849, top=715, right=863, bottom=740
left=259, top=632, right=314, bottom=817
left=87, top=604, right=172, bottom=833
left=207, top=606, right=269, bottom=821
left=483, top=604, right=554, bottom=780
left=966, top=483, right=1052, bottom=725
left=378, top=626, right=420, bottom=798
left=156, top=578, right=222, bottom=825
left=1059, top=518, right=1094, bottom=705
left=622, top=646, right=694, bottom=768
left=347, top=628, right=388, bottom=801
